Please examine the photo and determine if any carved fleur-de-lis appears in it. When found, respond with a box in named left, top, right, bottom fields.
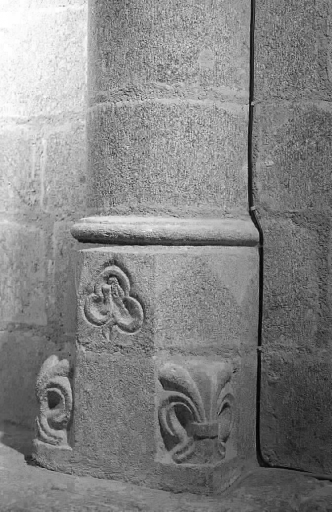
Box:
left=35, top=355, right=72, bottom=448
left=158, top=362, right=234, bottom=463
left=84, top=265, right=144, bottom=341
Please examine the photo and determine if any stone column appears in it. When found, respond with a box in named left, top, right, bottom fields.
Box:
left=32, top=0, right=259, bottom=495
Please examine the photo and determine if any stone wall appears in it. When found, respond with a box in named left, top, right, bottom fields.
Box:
left=254, top=0, right=332, bottom=473
left=0, top=0, right=87, bottom=428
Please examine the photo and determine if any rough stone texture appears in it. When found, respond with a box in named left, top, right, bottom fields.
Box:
left=260, top=218, right=322, bottom=351
left=254, top=0, right=332, bottom=473
left=87, top=0, right=250, bottom=217
left=3, top=424, right=332, bottom=511
left=0, top=124, right=42, bottom=213
left=88, top=102, right=248, bottom=217
left=88, top=0, right=249, bottom=97
left=33, top=244, right=258, bottom=494
left=71, top=216, right=259, bottom=246
left=253, top=103, right=332, bottom=212
left=43, top=118, right=87, bottom=213
left=0, top=6, right=87, bottom=117
left=0, top=222, right=47, bottom=326
left=254, top=0, right=332, bottom=102
left=76, top=246, right=258, bottom=356
left=261, top=353, right=332, bottom=474
left=0, top=0, right=87, bottom=429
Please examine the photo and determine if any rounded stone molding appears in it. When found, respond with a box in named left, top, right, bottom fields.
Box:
left=71, top=216, right=259, bottom=246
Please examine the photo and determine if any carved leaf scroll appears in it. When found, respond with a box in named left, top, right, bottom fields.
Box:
left=158, top=362, right=234, bottom=463
left=84, top=265, right=144, bottom=341
left=35, top=355, right=72, bottom=449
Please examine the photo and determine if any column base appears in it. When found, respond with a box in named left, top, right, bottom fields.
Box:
left=33, top=217, right=259, bottom=495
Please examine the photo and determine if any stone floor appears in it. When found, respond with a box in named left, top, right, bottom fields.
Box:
left=1, top=423, right=332, bottom=511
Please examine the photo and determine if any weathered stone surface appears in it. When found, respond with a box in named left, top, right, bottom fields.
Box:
left=87, top=0, right=250, bottom=217
left=43, top=117, right=86, bottom=213
left=71, top=349, right=156, bottom=479
left=254, top=0, right=332, bottom=474
left=0, top=116, right=86, bottom=215
left=253, top=103, right=332, bottom=212
left=66, top=0, right=257, bottom=490
left=156, top=358, right=235, bottom=465
left=260, top=218, right=322, bottom=350
left=88, top=102, right=248, bottom=217
left=0, top=6, right=86, bottom=117
left=257, top=217, right=332, bottom=470
left=34, top=351, right=256, bottom=495
left=152, top=248, right=258, bottom=354
left=0, top=124, right=41, bottom=214
left=33, top=243, right=258, bottom=494
left=89, top=0, right=250, bottom=99
left=76, top=245, right=258, bottom=356
left=0, top=221, right=47, bottom=326
left=255, top=0, right=332, bottom=101
left=261, top=353, right=332, bottom=475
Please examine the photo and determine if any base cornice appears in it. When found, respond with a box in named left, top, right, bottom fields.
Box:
left=71, top=216, right=259, bottom=246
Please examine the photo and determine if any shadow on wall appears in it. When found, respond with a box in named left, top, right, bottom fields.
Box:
left=0, top=0, right=88, bottom=455
left=0, top=221, right=79, bottom=455
left=0, top=421, right=35, bottom=457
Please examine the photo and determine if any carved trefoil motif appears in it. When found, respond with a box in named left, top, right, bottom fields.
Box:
left=157, top=361, right=234, bottom=464
left=35, top=355, right=73, bottom=449
left=84, top=265, right=144, bottom=341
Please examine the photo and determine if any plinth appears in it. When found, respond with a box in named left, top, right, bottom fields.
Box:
left=32, top=216, right=259, bottom=494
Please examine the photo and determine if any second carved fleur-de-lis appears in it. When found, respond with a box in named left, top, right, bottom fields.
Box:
left=158, top=361, right=234, bottom=464
left=83, top=265, right=144, bottom=341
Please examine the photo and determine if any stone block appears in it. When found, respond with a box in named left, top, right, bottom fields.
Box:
left=73, top=349, right=156, bottom=479
left=0, top=124, right=41, bottom=214
left=255, top=0, right=332, bottom=100
left=0, top=6, right=87, bottom=117
left=89, top=0, right=249, bottom=99
left=43, top=117, right=86, bottom=214
left=260, top=351, right=332, bottom=474
left=253, top=103, right=332, bottom=212
left=0, top=116, right=86, bottom=214
left=0, top=329, right=56, bottom=428
left=88, top=102, right=248, bottom=216
left=0, top=221, right=47, bottom=326
left=260, top=217, right=324, bottom=350
left=153, top=248, right=258, bottom=355
left=259, top=218, right=332, bottom=473
left=76, top=245, right=258, bottom=356
left=0, top=118, right=86, bottom=215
